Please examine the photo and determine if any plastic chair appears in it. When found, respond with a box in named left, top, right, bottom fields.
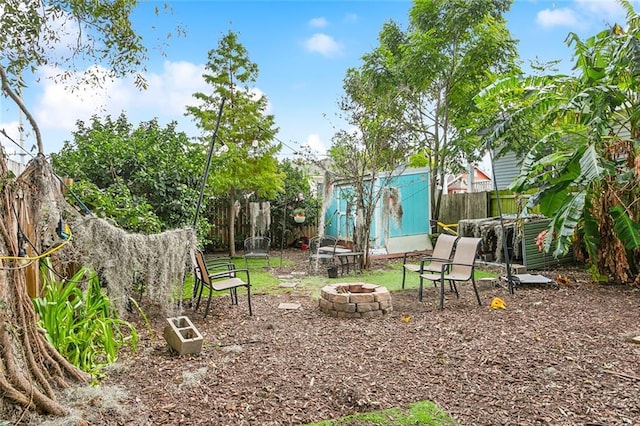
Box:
left=419, top=237, right=482, bottom=309
left=402, top=233, right=459, bottom=289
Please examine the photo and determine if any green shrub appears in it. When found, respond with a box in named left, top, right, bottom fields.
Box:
left=33, top=258, right=138, bottom=378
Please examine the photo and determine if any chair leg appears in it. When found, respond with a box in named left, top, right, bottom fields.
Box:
left=246, top=285, right=252, bottom=316
left=439, top=279, right=446, bottom=309
left=402, top=268, right=407, bottom=289
left=203, top=288, right=213, bottom=319
left=418, top=276, right=423, bottom=301
left=451, top=281, right=459, bottom=298
left=195, top=280, right=206, bottom=311
left=471, top=277, right=482, bottom=306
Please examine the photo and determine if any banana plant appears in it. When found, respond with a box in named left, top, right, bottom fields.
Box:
left=474, top=0, right=640, bottom=285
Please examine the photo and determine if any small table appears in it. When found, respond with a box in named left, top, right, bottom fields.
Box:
left=334, top=251, right=364, bottom=275
left=318, top=246, right=351, bottom=254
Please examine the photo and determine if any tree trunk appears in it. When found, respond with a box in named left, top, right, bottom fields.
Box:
left=0, top=154, right=88, bottom=417
left=228, top=195, right=237, bottom=257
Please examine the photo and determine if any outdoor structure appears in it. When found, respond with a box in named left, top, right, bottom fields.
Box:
left=6, top=157, right=25, bottom=176
left=445, top=164, right=492, bottom=194
left=323, top=167, right=432, bottom=256
left=318, top=283, right=392, bottom=318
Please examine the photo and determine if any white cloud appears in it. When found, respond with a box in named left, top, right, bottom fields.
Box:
left=133, top=61, right=207, bottom=115
left=309, top=17, right=328, bottom=28
left=303, top=33, right=344, bottom=58
left=0, top=120, right=23, bottom=154
left=301, top=133, right=326, bottom=155
left=35, top=65, right=118, bottom=131
left=29, top=60, right=281, bottom=152
left=573, top=0, right=626, bottom=19
left=34, top=60, right=208, bottom=133
left=536, top=1, right=634, bottom=31
left=536, top=8, right=579, bottom=28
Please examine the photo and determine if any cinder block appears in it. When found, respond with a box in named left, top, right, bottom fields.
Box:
left=510, top=264, right=527, bottom=274
left=163, top=316, right=203, bottom=355
left=477, top=278, right=496, bottom=290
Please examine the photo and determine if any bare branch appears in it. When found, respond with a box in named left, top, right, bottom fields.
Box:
left=0, top=64, right=43, bottom=154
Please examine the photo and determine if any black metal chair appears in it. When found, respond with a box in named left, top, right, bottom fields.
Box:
left=308, top=235, right=338, bottom=272
left=243, top=236, right=271, bottom=268
left=193, top=250, right=252, bottom=318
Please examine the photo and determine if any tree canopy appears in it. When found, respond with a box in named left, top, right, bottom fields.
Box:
left=51, top=114, right=204, bottom=234
left=0, top=0, right=149, bottom=153
left=394, top=0, right=519, bottom=223
left=186, top=30, right=284, bottom=255
left=474, top=0, right=640, bottom=285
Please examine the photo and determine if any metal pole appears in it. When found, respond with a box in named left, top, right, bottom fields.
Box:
left=193, top=98, right=225, bottom=228
left=280, top=199, right=287, bottom=267
left=488, top=144, right=515, bottom=294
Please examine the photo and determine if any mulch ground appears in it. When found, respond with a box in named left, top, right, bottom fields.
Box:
left=28, top=250, right=640, bottom=425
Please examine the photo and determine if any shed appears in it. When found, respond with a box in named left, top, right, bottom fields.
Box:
left=323, top=167, right=432, bottom=255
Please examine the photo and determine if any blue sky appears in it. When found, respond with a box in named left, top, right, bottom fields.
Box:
left=1, top=0, right=637, bottom=162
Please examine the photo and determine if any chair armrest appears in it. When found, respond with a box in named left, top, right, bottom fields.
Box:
left=209, top=267, right=251, bottom=284
left=419, top=257, right=451, bottom=271
left=207, top=262, right=236, bottom=277
left=402, top=251, right=420, bottom=264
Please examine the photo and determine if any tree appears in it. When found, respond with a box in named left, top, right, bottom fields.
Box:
left=328, top=57, right=413, bottom=267
left=475, top=0, right=640, bottom=285
left=186, top=30, right=284, bottom=256
left=0, top=0, right=148, bottom=154
left=391, top=0, right=519, bottom=227
left=51, top=114, right=205, bottom=234
left=0, top=0, right=159, bottom=417
left=270, top=159, right=318, bottom=249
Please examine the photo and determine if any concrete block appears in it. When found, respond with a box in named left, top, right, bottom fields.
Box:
left=510, top=264, right=527, bottom=274
left=163, top=316, right=203, bottom=355
left=477, top=278, right=496, bottom=291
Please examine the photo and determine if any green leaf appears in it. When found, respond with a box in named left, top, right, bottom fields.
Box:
left=610, top=205, right=640, bottom=250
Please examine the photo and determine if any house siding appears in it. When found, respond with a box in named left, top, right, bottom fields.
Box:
left=493, top=150, right=520, bottom=190
left=325, top=167, right=432, bottom=255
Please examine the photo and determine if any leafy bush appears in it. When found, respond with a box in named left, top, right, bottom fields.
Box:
left=33, top=259, right=138, bottom=378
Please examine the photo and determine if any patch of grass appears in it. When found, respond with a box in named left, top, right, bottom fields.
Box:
left=303, top=400, right=457, bottom=425
left=185, top=255, right=498, bottom=301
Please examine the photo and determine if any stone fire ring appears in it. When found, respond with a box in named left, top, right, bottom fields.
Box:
left=318, top=282, right=393, bottom=319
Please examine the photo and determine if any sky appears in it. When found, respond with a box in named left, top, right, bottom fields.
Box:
left=1, top=0, right=638, bottom=165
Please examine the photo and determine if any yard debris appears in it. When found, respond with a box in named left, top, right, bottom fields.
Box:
left=490, top=297, right=506, bottom=309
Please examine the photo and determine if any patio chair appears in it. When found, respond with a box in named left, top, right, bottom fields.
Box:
left=193, top=250, right=252, bottom=318
left=308, top=235, right=338, bottom=270
left=419, top=236, right=482, bottom=309
left=401, top=233, right=459, bottom=289
left=243, top=236, right=271, bottom=268
left=191, top=255, right=233, bottom=302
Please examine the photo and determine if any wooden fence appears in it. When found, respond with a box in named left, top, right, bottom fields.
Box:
left=439, top=190, right=537, bottom=225
left=207, top=204, right=317, bottom=252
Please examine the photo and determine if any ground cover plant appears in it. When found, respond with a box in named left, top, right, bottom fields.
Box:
left=33, top=259, right=138, bottom=379
left=304, top=400, right=456, bottom=425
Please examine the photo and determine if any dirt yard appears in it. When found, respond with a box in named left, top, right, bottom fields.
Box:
left=25, top=250, right=640, bottom=425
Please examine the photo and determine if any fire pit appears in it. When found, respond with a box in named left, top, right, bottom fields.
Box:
left=318, top=282, right=392, bottom=318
